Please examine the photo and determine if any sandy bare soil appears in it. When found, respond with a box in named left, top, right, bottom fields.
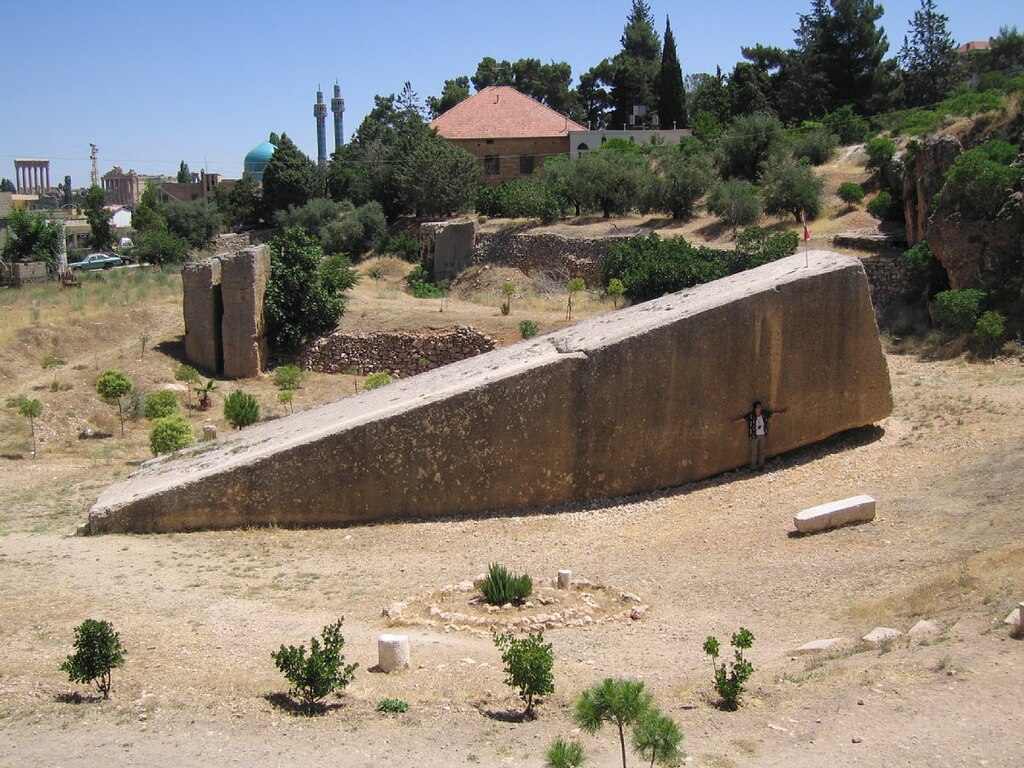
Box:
left=1, top=224, right=1023, bottom=767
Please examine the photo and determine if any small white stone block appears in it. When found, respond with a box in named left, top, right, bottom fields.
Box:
left=863, top=627, right=902, bottom=644
left=908, top=619, right=940, bottom=636
left=377, top=634, right=410, bottom=672
left=557, top=570, right=572, bottom=589
left=794, top=495, right=876, bottom=534
left=1003, top=607, right=1021, bottom=626
left=792, top=638, right=844, bottom=654
left=202, top=424, right=217, bottom=441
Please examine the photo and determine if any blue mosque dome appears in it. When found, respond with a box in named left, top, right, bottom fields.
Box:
left=243, top=141, right=276, bottom=181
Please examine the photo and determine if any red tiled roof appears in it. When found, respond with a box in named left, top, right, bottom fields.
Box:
left=956, top=40, right=991, bottom=53
left=430, top=86, right=586, bottom=140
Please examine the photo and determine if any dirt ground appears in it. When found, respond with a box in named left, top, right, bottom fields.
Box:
left=1, top=218, right=1023, bottom=767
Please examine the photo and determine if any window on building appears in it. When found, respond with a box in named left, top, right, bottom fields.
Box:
left=577, top=142, right=590, bottom=153
left=519, top=155, right=535, bottom=175
left=484, top=155, right=500, bottom=175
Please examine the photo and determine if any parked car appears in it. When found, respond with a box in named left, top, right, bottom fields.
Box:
left=68, top=253, right=126, bottom=271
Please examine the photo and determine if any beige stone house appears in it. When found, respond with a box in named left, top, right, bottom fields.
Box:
left=430, top=86, right=586, bottom=186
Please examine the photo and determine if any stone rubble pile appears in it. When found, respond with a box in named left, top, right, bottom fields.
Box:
left=298, top=325, right=496, bottom=378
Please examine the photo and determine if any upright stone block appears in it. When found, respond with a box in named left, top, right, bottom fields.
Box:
left=182, top=257, right=223, bottom=374
left=422, top=220, right=476, bottom=280
left=220, top=245, right=270, bottom=379
left=88, top=252, right=894, bottom=534
left=377, top=634, right=411, bottom=672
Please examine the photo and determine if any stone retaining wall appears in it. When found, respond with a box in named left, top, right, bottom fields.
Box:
left=860, top=252, right=914, bottom=309
left=298, top=326, right=496, bottom=378
left=473, top=231, right=622, bottom=286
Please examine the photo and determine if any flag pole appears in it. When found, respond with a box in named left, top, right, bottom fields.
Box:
left=801, top=209, right=810, bottom=267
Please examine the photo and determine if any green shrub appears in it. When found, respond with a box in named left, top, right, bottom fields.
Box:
left=901, top=241, right=948, bottom=298
left=223, top=389, right=260, bottom=429
left=363, top=371, right=393, bottom=390
left=271, top=618, right=357, bottom=714
left=932, top=289, right=987, bottom=332
left=17, top=397, right=42, bottom=457
left=632, top=708, right=685, bottom=767
left=319, top=253, right=359, bottom=294
left=760, top=159, right=824, bottom=221
left=733, top=227, right=799, bottom=269
left=575, top=678, right=653, bottom=768
left=493, top=630, right=555, bottom=718
left=376, top=698, right=409, bottom=713
left=706, top=179, right=762, bottom=228
left=319, top=201, right=387, bottom=256
left=606, top=277, right=626, bottom=308
left=149, top=414, right=196, bottom=455
left=546, top=738, right=585, bottom=768
left=837, top=182, right=865, bottom=207
left=519, top=319, right=539, bottom=339
left=867, top=190, right=899, bottom=220
left=143, top=390, right=180, bottom=420
left=718, top=113, right=786, bottom=182
left=603, top=233, right=730, bottom=302
left=60, top=619, right=126, bottom=700
left=703, top=627, right=755, bottom=710
left=273, top=364, right=305, bottom=391
left=473, top=179, right=565, bottom=222
left=791, top=128, right=838, bottom=165
left=479, top=563, right=532, bottom=606
left=383, top=232, right=421, bottom=262
left=938, top=140, right=1023, bottom=218
left=822, top=106, right=870, bottom=145
left=972, top=311, right=1006, bottom=354
left=41, top=354, right=65, bottom=369
left=407, top=265, right=447, bottom=299
left=96, top=370, right=133, bottom=437
left=865, top=136, right=896, bottom=172
left=133, top=229, right=191, bottom=266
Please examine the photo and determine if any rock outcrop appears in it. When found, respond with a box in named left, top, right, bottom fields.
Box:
left=88, top=252, right=893, bottom=535
left=903, top=136, right=962, bottom=245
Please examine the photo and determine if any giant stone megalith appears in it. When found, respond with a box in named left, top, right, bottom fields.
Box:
left=88, top=252, right=892, bottom=534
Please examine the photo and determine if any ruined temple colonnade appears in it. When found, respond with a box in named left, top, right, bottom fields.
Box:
left=13, top=159, right=50, bottom=195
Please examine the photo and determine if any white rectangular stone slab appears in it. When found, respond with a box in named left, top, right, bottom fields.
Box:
left=794, top=494, right=876, bottom=534
left=863, top=627, right=902, bottom=644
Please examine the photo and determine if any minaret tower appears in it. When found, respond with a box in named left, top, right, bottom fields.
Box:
left=314, top=87, right=328, bottom=167
left=331, top=83, right=345, bottom=151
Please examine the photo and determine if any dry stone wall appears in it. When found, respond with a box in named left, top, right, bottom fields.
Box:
left=472, top=231, right=621, bottom=286
left=860, top=253, right=914, bottom=309
left=298, top=326, right=496, bottom=378
left=88, top=252, right=893, bottom=534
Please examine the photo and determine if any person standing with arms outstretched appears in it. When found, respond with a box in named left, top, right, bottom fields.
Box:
left=732, top=401, right=786, bottom=470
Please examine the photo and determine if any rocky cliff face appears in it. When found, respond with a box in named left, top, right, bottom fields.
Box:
left=926, top=191, right=1024, bottom=289
left=902, top=136, right=962, bottom=246
left=902, top=134, right=1024, bottom=292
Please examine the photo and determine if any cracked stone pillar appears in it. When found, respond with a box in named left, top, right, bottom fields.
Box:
left=182, top=258, right=223, bottom=374
left=221, top=245, right=270, bottom=379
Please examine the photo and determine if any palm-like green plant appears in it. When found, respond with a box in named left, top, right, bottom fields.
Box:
left=632, top=709, right=684, bottom=767
left=575, top=678, right=653, bottom=768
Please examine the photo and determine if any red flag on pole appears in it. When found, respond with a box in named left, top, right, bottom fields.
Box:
left=801, top=209, right=810, bottom=241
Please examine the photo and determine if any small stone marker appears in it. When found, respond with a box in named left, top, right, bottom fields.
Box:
left=557, top=570, right=571, bottom=590
left=1004, top=603, right=1023, bottom=630
left=862, top=627, right=902, bottom=644
left=794, top=495, right=876, bottom=534
left=378, top=634, right=410, bottom=672
left=792, top=638, right=844, bottom=654
left=202, top=424, right=217, bottom=441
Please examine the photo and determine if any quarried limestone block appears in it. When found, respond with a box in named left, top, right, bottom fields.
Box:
left=220, top=245, right=270, bottom=379
left=182, top=258, right=222, bottom=374
left=88, top=252, right=894, bottom=534
left=863, top=627, right=902, bottom=644
left=378, top=634, right=410, bottom=672
left=421, top=220, right=476, bottom=280
left=792, top=638, right=844, bottom=654
left=794, top=495, right=876, bottom=534
left=557, top=570, right=572, bottom=589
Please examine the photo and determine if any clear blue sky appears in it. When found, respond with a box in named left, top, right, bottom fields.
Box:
left=2, top=0, right=1019, bottom=188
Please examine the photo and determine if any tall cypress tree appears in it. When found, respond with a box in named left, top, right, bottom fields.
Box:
left=609, top=0, right=662, bottom=128
left=657, top=17, right=687, bottom=128
left=899, top=0, right=959, bottom=107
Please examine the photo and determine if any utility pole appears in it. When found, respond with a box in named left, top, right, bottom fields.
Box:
left=89, top=144, right=99, bottom=188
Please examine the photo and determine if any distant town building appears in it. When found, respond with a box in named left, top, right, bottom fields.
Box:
left=568, top=128, right=693, bottom=159
left=157, top=170, right=232, bottom=204
left=430, top=86, right=586, bottom=186
left=13, top=159, right=51, bottom=195
left=956, top=40, right=991, bottom=54
left=102, top=166, right=141, bottom=206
